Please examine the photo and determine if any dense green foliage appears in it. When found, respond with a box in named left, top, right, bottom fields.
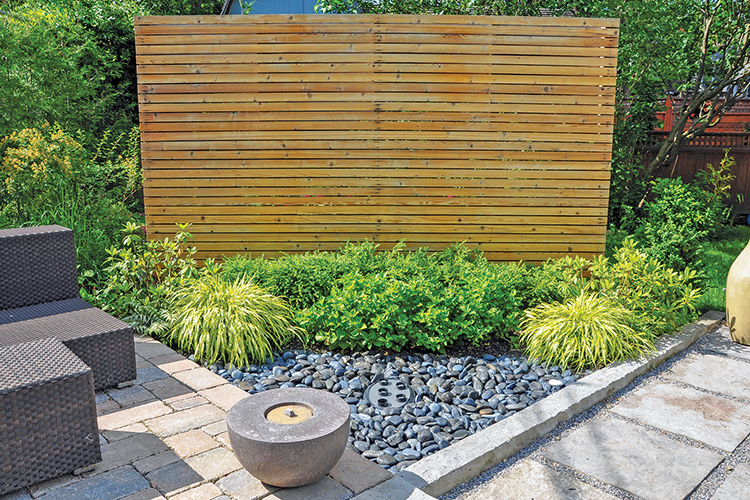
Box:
left=0, top=125, right=140, bottom=286
left=520, top=293, right=655, bottom=371
left=519, top=240, right=700, bottom=370
left=1, top=0, right=224, bottom=142
left=89, top=222, right=199, bottom=328
left=621, top=177, right=729, bottom=271
left=298, top=267, right=519, bottom=352
left=167, top=273, right=306, bottom=367
left=225, top=243, right=521, bottom=352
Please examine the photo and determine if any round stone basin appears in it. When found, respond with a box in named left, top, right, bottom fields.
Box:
left=226, top=387, right=350, bottom=487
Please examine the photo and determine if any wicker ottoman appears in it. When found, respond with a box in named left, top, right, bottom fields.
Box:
left=0, top=338, right=101, bottom=495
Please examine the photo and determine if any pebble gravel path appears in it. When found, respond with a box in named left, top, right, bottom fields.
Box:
left=199, top=351, right=589, bottom=471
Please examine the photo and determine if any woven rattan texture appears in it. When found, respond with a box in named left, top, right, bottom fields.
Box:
left=0, top=339, right=100, bottom=495
left=0, top=302, right=136, bottom=389
left=0, top=225, right=79, bottom=310
left=0, top=297, right=91, bottom=325
left=0, top=337, right=90, bottom=391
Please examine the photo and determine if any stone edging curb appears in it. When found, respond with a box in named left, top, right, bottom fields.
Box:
left=351, top=310, right=725, bottom=499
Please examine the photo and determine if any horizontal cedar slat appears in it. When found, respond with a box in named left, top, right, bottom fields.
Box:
left=135, top=14, right=619, bottom=28
left=140, top=120, right=615, bottom=135
left=147, top=222, right=607, bottom=235
left=153, top=231, right=605, bottom=244
left=143, top=167, right=612, bottom=179
left=140, top=130, right=612, bottom=144
left=139, top=111, right=615, bottom=125
left=136, top=14, right=616, bottom=262
left=146, top=214, right=607, bottom=226
left=138, top=82, right=617, bottom=95
left=142, top=150, right=612, bottom=161
left=145, top=196, right=609, bottom=208
left=143, top=176, right=608, bottom=189
left=141, top=158, right=612, bottom=169
left=138, top=101, right=615, bottom=115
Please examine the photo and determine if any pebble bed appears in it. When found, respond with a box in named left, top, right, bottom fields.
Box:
left=201, top=351, right=587, bottom=471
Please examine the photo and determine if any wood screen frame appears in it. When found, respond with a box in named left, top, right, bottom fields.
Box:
left=135, top=14, right=619, bottom=262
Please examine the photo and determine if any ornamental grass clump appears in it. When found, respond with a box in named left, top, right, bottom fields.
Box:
left=520, top=293, right=655, bottom=372
left=167, top=274, right=306, bottom=367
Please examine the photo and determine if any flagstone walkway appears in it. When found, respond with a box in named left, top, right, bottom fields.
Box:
left=2, top=335, right=390, bottom=500
left=449, top=325, right=750, bottom=500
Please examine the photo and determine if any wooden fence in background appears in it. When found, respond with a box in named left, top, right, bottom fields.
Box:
left=135, top=14, right=619, bottom=262
left=641, top=132, right=750, bottom=207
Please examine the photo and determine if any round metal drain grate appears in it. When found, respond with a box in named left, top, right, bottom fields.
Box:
left=364, top=378, right=413, bottom=410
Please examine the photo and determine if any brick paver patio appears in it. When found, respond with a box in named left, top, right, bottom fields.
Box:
left=1, top=335, right=392, bottom=500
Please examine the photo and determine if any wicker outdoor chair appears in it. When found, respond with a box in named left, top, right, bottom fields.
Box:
left=0, top=338, right=101, bottom=495
left=0, top=225, right=136, bottom=389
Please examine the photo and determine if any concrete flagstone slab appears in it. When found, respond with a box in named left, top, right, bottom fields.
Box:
left=710, top=463, right=750, bottom=500
left=107, top=385, right=157, bottom=408
left=462, top=459, right=619, bottom=500
left=142, top=377, right=194, bottom=402
left=664, top=354, right=750, bottom=401
left=132, top=450, right=181, bottom=475
left=542, top=418, right=723, bottom=500
left=35, top=466, right=149, bottom=500
left=610, top=380, right=750, bottom=451
left=199, top=384, right=249, bottom=412
left=701, top=327, right=750, bottom=361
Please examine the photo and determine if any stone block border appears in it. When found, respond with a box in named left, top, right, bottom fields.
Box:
left=357, top=311, right=725, bottom=499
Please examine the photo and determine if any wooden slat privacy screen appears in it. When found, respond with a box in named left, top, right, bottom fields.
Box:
left=135, top=14, right=619, bottom=262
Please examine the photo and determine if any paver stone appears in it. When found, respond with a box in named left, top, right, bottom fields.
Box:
left=265, top=476, right=351, bottom=500
left=215, top=469, right=278, bottom=500
left=710, top=463, right=750, bottom=500
left=327, top=449, right=392, bottom=494
left=172, top=369, right=227, bottom=392
left=164, top=429, right=219, bottom=458
left=702, top=327, right=750, bottom=361
left=664, top=354, right=750, bottom=401
left=542, top=418, right=723, bottom=500
left=145, top=404, right=225, bottom=437
left=611, top=381, right=750, bottom=451
left=462, top=459, right=618, bottom=500
left=98, top=401, right=171, bottom=431
left=35, top=466, right=149, bottom=500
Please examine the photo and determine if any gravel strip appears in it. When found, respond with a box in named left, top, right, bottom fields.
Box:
left=441, top=325, right=750, bottom=500
left=195, top=350, right=592, bottom=471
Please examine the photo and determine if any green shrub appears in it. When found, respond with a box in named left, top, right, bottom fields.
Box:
left=221, top=241, right=491, bottom=310
left=623, top=177, right=729, bottom=271
left=166, top=273, right=306, bottom=367
left=297, top=266, right=520, bottom=352
left=222, top=251, right=350, bottom=310
left=551, top=239, right=702, bottom=338
left=520, top=293, right=655, bottom=372
left=90, top=222, right=199, bottom=326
